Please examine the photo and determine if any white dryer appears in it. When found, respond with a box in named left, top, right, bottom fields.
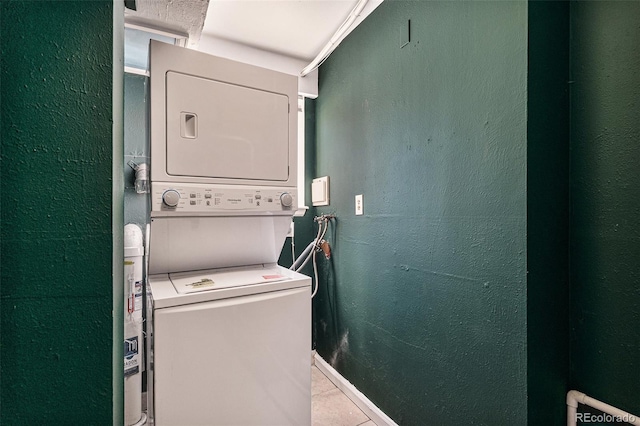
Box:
left=145, top=41, right=310, bottom=425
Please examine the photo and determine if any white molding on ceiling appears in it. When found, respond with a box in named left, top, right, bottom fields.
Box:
left=301, top=0, right=383, bottom=76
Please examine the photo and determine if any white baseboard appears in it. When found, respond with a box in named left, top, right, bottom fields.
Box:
left=313, top=353, right=398, bottom=426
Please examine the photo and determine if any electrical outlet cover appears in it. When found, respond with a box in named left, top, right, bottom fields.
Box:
left=355, top=194, right=363, bottom=215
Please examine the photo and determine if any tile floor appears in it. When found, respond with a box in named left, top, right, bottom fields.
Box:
left=142, top=365, right=376, bottom=425
left=312, top=365, right=376, bottom=426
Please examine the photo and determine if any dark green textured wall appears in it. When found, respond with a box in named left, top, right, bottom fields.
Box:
left=313, top=1, right=528, bottom=424
left=1, top=1, right=114, bottom=423
left=570, top=1, right=640, bottom=416
left=526, top=2, right=570, bottom=425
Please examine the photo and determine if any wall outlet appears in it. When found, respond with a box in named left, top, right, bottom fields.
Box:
left=355, top=194, right=364, bottom=215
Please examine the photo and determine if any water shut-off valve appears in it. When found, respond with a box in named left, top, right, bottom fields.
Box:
left=314, top=214, right=335, bottom=260
left=127, top=160, right=149, bottom=194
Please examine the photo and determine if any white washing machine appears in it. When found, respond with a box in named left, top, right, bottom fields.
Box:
left=145, top=41, right=310, bottom=425
left=148, top=264, right=310, bottom=425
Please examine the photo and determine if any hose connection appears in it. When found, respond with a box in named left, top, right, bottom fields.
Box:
left=319, top=240, right=331, bottom=259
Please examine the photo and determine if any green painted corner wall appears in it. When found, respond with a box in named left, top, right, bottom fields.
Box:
left=0, top=1, right=636, bottom=424
left=313, top=1, right=528, bottom=424
left=279, top=99, right=318, bottom=275
left=526, top=2, right=570, bottom=425
left=569, top=1, right=640, bottom=416
left=124, top=74, right=150, bottom=227
left=0, top=1, right=114, bottom=423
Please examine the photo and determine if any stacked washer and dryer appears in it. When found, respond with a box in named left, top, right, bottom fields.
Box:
left=146, top=41, right=311, bottom=425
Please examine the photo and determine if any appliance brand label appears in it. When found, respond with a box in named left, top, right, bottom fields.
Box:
left=124, top=336, right=139, bottom=377
left=186, top=278, right=215, bottom=288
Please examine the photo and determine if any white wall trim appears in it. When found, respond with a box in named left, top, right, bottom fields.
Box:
left=113, top=0, right=125, bottom=424
left=314, top=354, right=398, bottom=426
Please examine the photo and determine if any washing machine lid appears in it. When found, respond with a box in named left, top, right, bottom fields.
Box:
left=170, top=265, right=290, bottom=294
left=148, top=264, right=311, bottom=309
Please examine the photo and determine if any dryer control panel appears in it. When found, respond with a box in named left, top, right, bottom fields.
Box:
left=151, top=183, right=296, bottom=215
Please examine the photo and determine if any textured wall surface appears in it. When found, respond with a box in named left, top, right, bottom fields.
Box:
left=313, top=1, right=528, bottom=424
left=570, top=1, right=640, bottom=416
left=0, top=1, right=114, bottom=423
left=526, top=2, right=571, bottom=425
left=124, top=74, right=150, bottom=227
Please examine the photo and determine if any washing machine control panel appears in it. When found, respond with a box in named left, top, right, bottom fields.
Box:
left=152, top=183, right=296, bottom=214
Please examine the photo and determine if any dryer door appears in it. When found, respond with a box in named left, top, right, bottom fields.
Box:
left=165, top=71, right=290, bottom=181
left=149, top=41, right=297, bottom=187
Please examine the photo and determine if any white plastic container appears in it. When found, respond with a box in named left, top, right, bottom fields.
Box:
left=124, top=224, right=144, bottom=426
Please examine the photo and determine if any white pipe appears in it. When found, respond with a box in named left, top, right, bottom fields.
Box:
left=131, top=412, right=147, bottom=426
left=300, top=0, right=369, bottom=77
left=567, top=405, right=576, bottom=426
left=567, top=390, right=640, bottom=426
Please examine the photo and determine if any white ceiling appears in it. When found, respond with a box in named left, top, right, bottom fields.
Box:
left=202, top=0, right=360, bottom=61
left=124, top=0, right=209, bottom=47
left=127, top=0, right=381, bottom=61
left=125, top=0, right=383, bottom=96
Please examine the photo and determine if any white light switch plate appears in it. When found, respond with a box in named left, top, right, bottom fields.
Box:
left=355, top=194, right=363, bottom=215
left=312, top=176, right=330, bottom=206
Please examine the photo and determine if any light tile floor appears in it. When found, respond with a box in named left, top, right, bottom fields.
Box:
left=312, top=365, right=376, bottom=426
left=142, top=366, right=376, bottom=425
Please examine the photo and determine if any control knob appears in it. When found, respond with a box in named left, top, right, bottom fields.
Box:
left=280, top=192, right=293, bottom=208
left=162, top=189, right=181, bottom=208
